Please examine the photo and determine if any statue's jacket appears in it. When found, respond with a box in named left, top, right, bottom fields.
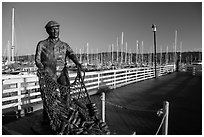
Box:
left=35, top=38, right=80, bottom=77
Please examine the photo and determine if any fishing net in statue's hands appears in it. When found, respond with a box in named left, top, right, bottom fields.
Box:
left=37, top=67, right=110, bottom=135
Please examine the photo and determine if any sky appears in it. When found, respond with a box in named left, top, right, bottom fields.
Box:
left=2, top=2, right=202, bottom=56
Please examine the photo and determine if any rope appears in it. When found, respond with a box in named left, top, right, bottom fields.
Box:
left=107, top=88, right=159, bottom=113
left=2, top=114, right=18, bottom=117
left=104, top=100, right=126, bottom=109
left=2, top=113, right=25, bottom=117
left=101, top=98, right=168, bottom=135
left=103, top=100, right=157, bottom=113
left=155, top=112, right=167, bottom=135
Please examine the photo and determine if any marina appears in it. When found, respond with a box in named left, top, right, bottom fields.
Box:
left=2, top=2, right=202, bottom=135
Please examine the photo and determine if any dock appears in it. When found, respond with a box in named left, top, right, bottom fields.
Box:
left=2, top=71, right=202, bottom=135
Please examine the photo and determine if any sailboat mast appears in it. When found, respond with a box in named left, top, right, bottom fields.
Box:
left=11, top=8, right=15, bottom=62
left=101, top=52, right=103, bottom=65
left=166, top=46, right=168, bottom=64
left=180, top=42, right=182, bottom=65
left=136, top=40, right=139, bottom=65
left=174, top=30, right=177, bottom=63
left=79, top=48, right=82, bottom=63
left=97, top=48, right=99, bottom=64
left=116, top=37, right=119, bottom=62
left=87, top=43, right=89, bottom=64
left=160, top=46, right=162, bottom=65
left=129, top=49, right=131, bottom=64
left=111, top=44, right=114, bottom=64
left=91, top=48, right=93, bottom=64
left=141, top=41, right=144, bottom=64
left=7, top=41, right=11, bottom=64
left=125, top=42, right=127, bottom=64
left=121, top=32, right=124, bottom=64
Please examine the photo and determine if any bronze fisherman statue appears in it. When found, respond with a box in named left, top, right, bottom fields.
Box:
left=35, top=20, right=82, bottom=124
left=35, top=21, right=110, bottom=135
left=35, top=20, right=82, bottom=83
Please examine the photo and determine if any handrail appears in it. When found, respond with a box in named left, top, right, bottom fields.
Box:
left=2, top=65, right=175, bottom=111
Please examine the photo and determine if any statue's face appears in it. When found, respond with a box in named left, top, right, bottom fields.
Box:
left=47, top=27, right=59, bottom=38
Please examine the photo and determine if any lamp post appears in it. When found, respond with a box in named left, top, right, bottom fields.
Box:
left=152, top=24, right=157, bottom=78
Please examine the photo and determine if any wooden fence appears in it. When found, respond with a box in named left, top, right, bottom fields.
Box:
left=2, top=65, right=174, bottom=112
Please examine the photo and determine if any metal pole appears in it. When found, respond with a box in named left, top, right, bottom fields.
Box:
left=152, top=24, right=157, bottom=78
left=101, top=92, right=105, bottom=122
left=154, top=31, right=157, bottom=78
left=162, top=101, right=169, bottom=135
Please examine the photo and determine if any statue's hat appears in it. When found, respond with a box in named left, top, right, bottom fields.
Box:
left=45, top=20, right=60, bottom=28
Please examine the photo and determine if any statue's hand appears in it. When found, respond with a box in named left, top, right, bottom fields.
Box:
left=77, top=67, right=83, bottom=79
left=37, top=68, right=47, bottom=77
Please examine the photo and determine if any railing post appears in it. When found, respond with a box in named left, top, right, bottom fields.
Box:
left=126, top=70, right=128, bottom=84
left=143, top=68, right=146, bottom=80
left=135, top=68, right=137, bottom=82
left=192, top=66, right=196, bottom=76
left=162, top=66, right=164, bottom=75
left=101, top=92, right=105, bottom=122
left=162, top=101, right=169, bottom=135
left=17, top=81, right=22, bottom=110
left=114, top=71, right=116, bottom=89
left=98, top=73, right=100, bottom=89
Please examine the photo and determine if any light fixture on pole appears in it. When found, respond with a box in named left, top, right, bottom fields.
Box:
left=152, top=24, right=157, bottom=78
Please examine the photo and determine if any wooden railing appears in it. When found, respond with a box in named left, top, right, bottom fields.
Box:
left=185, top=64, right=202, bottom=76
left=2, top=65, right=175, bottom=112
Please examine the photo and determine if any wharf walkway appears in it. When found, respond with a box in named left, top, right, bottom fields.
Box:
left=2, top=72, right=202, bottom=135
